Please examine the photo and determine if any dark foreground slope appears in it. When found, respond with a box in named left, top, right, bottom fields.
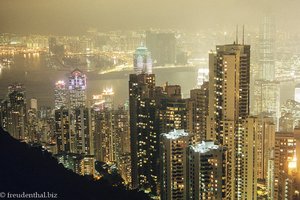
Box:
left=0, top=127, right=149, bottom=200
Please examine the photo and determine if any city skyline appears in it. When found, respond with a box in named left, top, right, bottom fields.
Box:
left=1, top=1, right=300, bottom=199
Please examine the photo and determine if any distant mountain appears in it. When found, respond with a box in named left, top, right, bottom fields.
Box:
left=0, top=127, right=149, bottom=200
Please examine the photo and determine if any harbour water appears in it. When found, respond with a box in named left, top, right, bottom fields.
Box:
left=0, top=54, right=198, bottom=107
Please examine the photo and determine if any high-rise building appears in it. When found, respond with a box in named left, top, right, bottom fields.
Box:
left=55, top=108, right=74, bottom=153
left=160, top=129, right=192, bottom=200
left=68, top=69, right=87, bottom=109
left=54, top=80, right=68, bottom=110
left=238, top=117, right=258, bottom=200
left=187, top=81, right=209, bottom=141
left=74, top=107, right=94, bottom=155
left=4, top=83, right=27, bottom=140
left=146, top=31, right=176, bottom=66
left=188, top=141, right=226, bottom=200
left=159, top=85, right=187, bottom=134
left=207, top=43, right=257, bottom=199
left=272, top=132, right=297, bottom=200
left=255, top=116, right=276, bottom=181
left=114, top=105, right=131, bottom=185
left=133, top=45, right=152, bottom=74
left=258, top=16, right=275, bottom=81
left=129, top=72, right=159, bottom=194
left=94, top=108, right=115, bottom=163
left=252, top=80, right=280, bottom=128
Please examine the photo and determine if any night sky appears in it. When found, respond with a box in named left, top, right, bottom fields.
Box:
left=0, top=0, right=300, bottom=34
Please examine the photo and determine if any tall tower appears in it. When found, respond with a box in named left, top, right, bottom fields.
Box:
left=188, top=141, right=227, bottom=200
left=187, top=81, right=209, bottom=141
left=159, top=84, right=187, bottom=134
left=207, top=43, right=256, bottom=199
left=68, top=69, right=87, bottom=109
left=5, top=83, right=27, bottom=140
left=74, top=107, right=94, bottom=155
left=55, top=108, right=74, bottom=153
left=129, top=72, right=159, bottom=194
left=252, top=16, right=280, bottom=129
left=207, top=44, right=250, bottom=141
left=160, top=129, right=192, bottom=200
left=133, top=45, right=153, bottom=75
left=54, top=80, right=68, bottom=110
left=259, top=16, right=275, bottom=81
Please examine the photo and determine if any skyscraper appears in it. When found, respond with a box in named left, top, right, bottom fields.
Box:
left=4, top=83, right=27, bottom=140
left=55, top=108, right=74, bottom=153
left=187, top=81, right=209, bottom=141
left=251, top=16, right=280, bottom=130
left=129, top=72, right=159, bottom=194
left=207, top=44, right=251, bottom=141
left=258, top=16, right=275, bottom=81
left=68, top=69, right=87, bottom=109
left=188, top=141, right=226, bottom=200
left=74, top=107, right=94, bottom=155
left=94, top=108, right=115, bottom=163
left=160, top=129, right=192, bottom=200
left=159, top=84, right=187, bottom=134
left=133, top=45, right=152, bottom=75
left=255, top=116, right=276, bottom=181
left=273, top=132, right=297, bottom=200
left=207, top=43, right=257, bottom=199
left=54, top=80, right=68, bottom=110
left=252, top=80, right=280, bottom=127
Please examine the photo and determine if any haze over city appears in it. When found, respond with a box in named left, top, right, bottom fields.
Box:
left=1, top=0, right=300, bottom=34
left=1, top=1, right=300, bottom=200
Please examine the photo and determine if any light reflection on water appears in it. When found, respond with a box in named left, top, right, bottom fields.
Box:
left=0, top=54, right=198, bottom=107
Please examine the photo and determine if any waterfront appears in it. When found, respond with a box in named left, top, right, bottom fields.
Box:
left=0, top=54, right=198, bottom=107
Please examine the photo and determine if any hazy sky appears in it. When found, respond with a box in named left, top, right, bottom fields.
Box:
left=0, top=0, right=300, bottom=34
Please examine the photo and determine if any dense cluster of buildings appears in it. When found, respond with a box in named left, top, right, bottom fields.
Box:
left=1, top=26, right=300, bottom=200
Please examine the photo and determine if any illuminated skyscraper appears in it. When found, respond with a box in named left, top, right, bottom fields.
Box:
left=55, top=108, right=74, bottom=153
left=114, top=105, right=131, bottom=185
left=129, top=73, right=159, bottom=194
left=252, top=80, right=280, bottom=128
left=54, top=80, right=68, bottom=110
left=68, top=69, right=87, bottom=109
left=133, top=45, right=153, bottom=74
left=207, top=43, right=257, bottom=199
left=74, top=107, right=94, bottom=155
left=188, top=141, right=226, bottom=200
left=3, top=83, right=27, bottom=140
left=258, top=16, right=275, bottom=81
left=94, top=108, right=115, bottom=163
left=272, top=132, right=297, bottom=200
left=252, top=17, right=280, bottom=130
left=159, top=84, right=187, bottom=134
left=255, top=116, right=276, bottom=181
left=187, top=81, right=209, bottom=141
left=160, top=129, right=192, bottom=200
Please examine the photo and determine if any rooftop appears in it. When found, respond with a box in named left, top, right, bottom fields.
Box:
left=162, top=129, right=189, bottom=140
left=191, top=141, right=221, bottom=153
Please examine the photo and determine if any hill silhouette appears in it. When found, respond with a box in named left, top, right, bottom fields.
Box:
left=0, top=127, right=149, bottom=200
